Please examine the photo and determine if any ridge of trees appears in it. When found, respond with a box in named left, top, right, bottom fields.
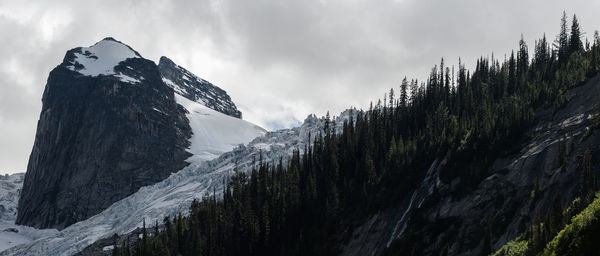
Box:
left=116, top=12, right=600, bottom=256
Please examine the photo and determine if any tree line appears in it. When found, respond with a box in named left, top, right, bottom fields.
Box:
left=115, top=12, right=600, bottom=255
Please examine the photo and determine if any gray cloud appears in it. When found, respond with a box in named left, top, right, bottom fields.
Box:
left=1, top=0, right=599, bottom=172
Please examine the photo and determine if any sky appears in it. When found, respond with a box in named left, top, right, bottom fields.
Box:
left=1, top=0, right=600, bottom=173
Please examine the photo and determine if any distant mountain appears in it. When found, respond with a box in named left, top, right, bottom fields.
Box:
left=16, top=38, right=265, bottom=230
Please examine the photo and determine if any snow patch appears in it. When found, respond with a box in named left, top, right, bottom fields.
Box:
left=67, top=39, right=140, bottom=76
left=113, top=74, right=141, bottom=84
left=175, top=94, right=266, bottom=164
left=66, top=38, right=142, bottom=84
left=162, top=78, right=187, bottom=95
left=0, top=221, right=59, bottom=252
left=152, top=107, right=165, bottom=115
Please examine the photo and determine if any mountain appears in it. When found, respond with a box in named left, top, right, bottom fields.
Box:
left=16, top=37, right=193, bottom=230
left=158, top=56, right=242, bottom=119
left=0, top=112, right=346, bottom=256
left=16, top=38, right=264, bottom=230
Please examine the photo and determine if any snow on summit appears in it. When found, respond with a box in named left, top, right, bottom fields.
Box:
left=66, top=38, right=141, bottom=82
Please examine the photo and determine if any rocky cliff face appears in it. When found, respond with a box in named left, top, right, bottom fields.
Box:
left=158, top=56, right=242, bottom=118
left=16, top=38, right=192, bottom=230
left=341, top=75, right=600, bottom=255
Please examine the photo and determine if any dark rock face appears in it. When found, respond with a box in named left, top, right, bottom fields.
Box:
left=158, top=56, right=242, bottom=118
left=16, top=39, right=192, bottom=230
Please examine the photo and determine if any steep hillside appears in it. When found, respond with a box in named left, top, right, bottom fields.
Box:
left=371, top=75, right=600, bottom=255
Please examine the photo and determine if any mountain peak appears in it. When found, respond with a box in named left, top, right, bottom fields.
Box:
left=159, top=56, right=175, bottom=66
left=158, top=56, right=243, bottom=118
left=100, top=36, right=117, bottom=42
left=64, top=37, right=142, bottom=80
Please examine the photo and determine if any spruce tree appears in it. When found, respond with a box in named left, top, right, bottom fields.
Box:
left=400, top=77, right=408, bottom=108
left=569, top=14, right=583, bottom=54
left=580, top=149, right=596, bottom=203
left=557, top=11, right=570, bottom=63
left=112, top=235, right=119, bottom=256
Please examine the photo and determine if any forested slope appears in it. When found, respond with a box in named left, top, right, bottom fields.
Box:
left=115, top=13, right=600, bottom=256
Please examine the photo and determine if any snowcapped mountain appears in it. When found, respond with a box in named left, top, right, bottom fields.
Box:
left=1, top=111, right=355, bottom=256
left=16, top=37, right=265, bottom=231
left=17, top=37, right=193, bottom=230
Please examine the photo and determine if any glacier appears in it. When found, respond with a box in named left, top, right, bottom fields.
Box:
left=0, top=109, right=361, bottom=255
left=0, top=174, right=58, bottom=252
left=174, top=94, right=266, bottom=163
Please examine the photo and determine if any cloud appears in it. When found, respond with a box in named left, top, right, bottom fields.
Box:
left=1, top=0, right=599, bottom=172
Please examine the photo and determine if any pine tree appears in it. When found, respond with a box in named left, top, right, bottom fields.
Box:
left=508, top=51, right=516, bottom=93
left=400, top=77, right=408, bottom=108
left=480, top=227, right=492, bottom=256
left=112, top=234, right=119, bottom=256
left=580, top=149, right=597, bottom=202
left=569, top=14, right=583, bottom=54
left=548, top=194, right=564, bottom=237
left=409, top=79, right=419, bottom=105
left=589, top=30, right=600, bottom=76
left=141, top=219, right=148, bottom=255
left=517, top=35, right=529, bottom=89
left=557, top=11, right=570, bottom=63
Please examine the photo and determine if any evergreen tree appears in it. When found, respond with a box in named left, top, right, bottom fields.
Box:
left=580, top=149, right=597, bottom=202
left=569, top=14, right=584, bottom=54
left=549, top=194, right=564, bottom=237
left=557, top=11, right=570, bottom=63
left=400, top=77, right=408, bottom=108
left=112, top=235, right=119, bottom=256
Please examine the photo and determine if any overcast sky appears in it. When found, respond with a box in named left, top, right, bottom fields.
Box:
left=1, top=0, right=599, bottom=173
